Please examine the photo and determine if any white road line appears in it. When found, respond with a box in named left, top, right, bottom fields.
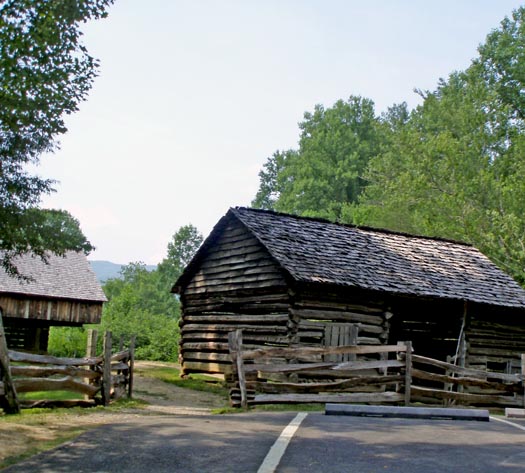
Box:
left=490, top=416, right=525, bottom=431
left=257, top=412, right=308, bottom=473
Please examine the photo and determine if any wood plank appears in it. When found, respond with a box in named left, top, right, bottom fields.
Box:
left=183, top=361, right=231, bottom=374
left=252, top=375, right=404, bottom=394
left=412, top=354, right=522, bottom=383
left=411, top=386, right=522, bottom=406
left=242, top=344, right=407, bottom=360
left=412, top=369, right=521, bottom=393
left=247, top=392, right=404, bottom=405
left=182, top=324, right=288, bottom=334
left=8, top=350, right=101, bottom=366
left=184, top=314, right=290, bottom=324
left=14, top=376, right=99, bottom=396
left=10, top=366, right=101, bottom=380
left=291, top=308, right=384, bottom=325
left=185, top=280, right=288, bottom=295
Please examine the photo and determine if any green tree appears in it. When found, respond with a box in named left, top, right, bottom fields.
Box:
left=357, top=8, right=525, bottom=283
left=253, top=96, right=385, bottom=220
left=0, top=0, right=113, bottom=275
left=94, top=225, right=204, bottom=361
left=157, top=224, right=203, bottom=287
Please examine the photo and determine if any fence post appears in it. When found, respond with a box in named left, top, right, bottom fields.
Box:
left=102, top=331, right=112, bottom=406
left=404, top=341, right=412, bottom=407
left=228, top=330, right=247, bottom=408
left=128, top=335, right=136, bottom=399
left=0, top=313, right=20, bottom=414
left=84, top=329, right=98, bottom=401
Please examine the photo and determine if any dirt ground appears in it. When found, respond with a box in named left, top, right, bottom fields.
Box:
left=0, top=361, right=228, bottom=467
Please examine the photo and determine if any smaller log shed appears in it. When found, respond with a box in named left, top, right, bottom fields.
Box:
left=173, top=207, right=525, bottom=376
left=0, top=251, right=107, bottom=353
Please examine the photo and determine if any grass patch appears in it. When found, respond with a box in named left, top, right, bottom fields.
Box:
left=18, top=390, right=83, bottom=401
left=135, top=365, right=229, bottom=398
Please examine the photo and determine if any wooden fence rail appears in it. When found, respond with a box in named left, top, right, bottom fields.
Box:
left=227, top=329, right=525, bottom=409
left=0, top=324, right=135, bottom=413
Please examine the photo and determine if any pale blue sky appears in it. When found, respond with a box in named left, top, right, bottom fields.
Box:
left=35, top=1, right=524, bottom=264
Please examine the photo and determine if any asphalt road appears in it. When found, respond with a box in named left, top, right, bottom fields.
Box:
left=4, top=412, right=525, bottom=472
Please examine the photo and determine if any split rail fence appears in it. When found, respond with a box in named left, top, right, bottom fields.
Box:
left=227, top=329, right=525, bottom=409
left=0, top=321, right=135, bottom=414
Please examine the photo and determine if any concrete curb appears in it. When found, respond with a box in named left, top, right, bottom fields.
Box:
left=325, top=404, right=490, bottom=421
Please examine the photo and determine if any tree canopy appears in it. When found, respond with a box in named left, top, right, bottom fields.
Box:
left=252, top=7, right=525, bottom=285
left=0, top=0, right=113, bottom=275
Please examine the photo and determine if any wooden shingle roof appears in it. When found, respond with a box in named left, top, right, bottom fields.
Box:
left=178, top=207, right=525, bottom=309
left=0, top=251, right=107, bottom=303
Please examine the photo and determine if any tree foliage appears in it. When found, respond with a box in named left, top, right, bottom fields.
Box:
left=0, top=0, right=113, bottom=275
left=253, top=96, right=385, bottom=221
left=252, top=7, right=525, bottom=284
left=78, top=225, right=203, bottom=361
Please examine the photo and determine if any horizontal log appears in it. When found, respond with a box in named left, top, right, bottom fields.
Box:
left=182, top=292, right=290, bottom=307
left=246, top=362, right=335, bottom=373
left=252, top=375, right=404, bottom=394
left=333, top=359, right=405, bottom=371
left=183, top=361, right=231, bottom=374
left=184, top=314, right=290, bottom=324
left=182, top=324, right=288, bottom=334
left=411, top=386, right=522, bottom=407
left=189, top=269, right=286, bottom=287
left=111, top=362, right=129, bottom=371
left=11, top=365, right=101, bottom=380
left=246, top=391, right=404, bottom=405
left=14, top=376, right=100, bottom=396
left=184, top=281, right=288, bottom=296
left=293, top=300, right=384, bottom=314
left=8, top=350, right=101, bottom=366
left=411, top=369, right=521, bottom=393
left=181, top=332, right=290, bottom=344
left=291, top=308, right=384, bottom=325
left=184, top=352, right=233, bottom=362
left=469, top=346, right=525, bottom=357
left=243, top=344, right=407, bottom=360
left=111, top=350, right=131, bottom=362
left=412, top=355, right=522, bottom=383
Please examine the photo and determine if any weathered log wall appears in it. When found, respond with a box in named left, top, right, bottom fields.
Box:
left=0, top=295, right=102, bottom=325
left=180, top=219, right=292, bottom=374
left=466, top=305, right=525, bottom=373
left=289, top=288, right=389, bottom=348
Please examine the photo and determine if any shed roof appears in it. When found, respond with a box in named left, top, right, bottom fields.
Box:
left=0, top=251, right=107, bottom=303
left=176, top=207, right=525, bottom=309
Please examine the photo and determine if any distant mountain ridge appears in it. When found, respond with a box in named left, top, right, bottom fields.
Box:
left=89, top=260, right=157, bottom=283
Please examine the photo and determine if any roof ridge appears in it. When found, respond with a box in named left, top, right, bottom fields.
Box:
left=232, top=206, right=473, bottom=247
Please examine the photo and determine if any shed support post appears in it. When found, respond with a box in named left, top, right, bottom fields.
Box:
left=404, top=341, right=412, bottom=407
left=228, top=330, right=247, bottom=408
left=0, top=311, right=20, bottom=414
left=102, top=331, right=112, bottom=406
left=85, top=329, right=98, bottom=400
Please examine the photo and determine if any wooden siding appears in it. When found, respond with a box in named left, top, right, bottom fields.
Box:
left=180, top=220, right=291, bottom=374
left=183, top=220, right=287, bottom=296
left=466, top=306, right=525, bottom=373
left=290, top=288, right=389, bottom=348
left=0, top=295, right=103, bottom=325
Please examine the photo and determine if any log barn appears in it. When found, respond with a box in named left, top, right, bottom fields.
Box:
left=0, top=251, right=106, bottom=353
left=173, top=207, right=525, bottom=376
